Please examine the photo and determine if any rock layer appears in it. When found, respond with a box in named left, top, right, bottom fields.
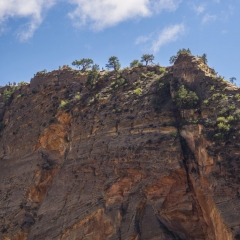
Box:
left=0, top=55, right=240, bottom=239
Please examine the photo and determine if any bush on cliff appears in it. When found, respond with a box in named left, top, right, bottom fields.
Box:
left=3, top=87, right=15, bottom=104
left=59, top=100, right=69, bottom=109
left=86, top=67, right=99, bottom=89
left=169, top=48, right=191, bottom=64
left=72, top=58, right=94, bottom=72
left=200, top=53, right=208, bottom=64
left=106, top=56, right=121, bottom=71
left=130, top=60, right=140, bottom=68
left=174, top=85, right=199, bottom=109
left=140, top=54, right=154, bottom=66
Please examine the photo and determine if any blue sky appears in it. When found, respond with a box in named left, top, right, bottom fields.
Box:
left=0, top=0, right=239, bottom=86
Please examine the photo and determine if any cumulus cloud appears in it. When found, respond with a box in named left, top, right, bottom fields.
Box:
left=150, top=24, right=185, bottom=53
left=68, top=0, right=182, bottom=30
left=0, top=0, right=182, bottom=39
left=0, top=0, right=56, bottom=41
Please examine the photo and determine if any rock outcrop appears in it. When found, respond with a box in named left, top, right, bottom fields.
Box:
left=1, top=54, right=240, bottom=239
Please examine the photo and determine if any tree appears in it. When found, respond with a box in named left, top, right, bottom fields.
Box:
left=130, top=60, right=140, bottom=68
left=230, top=77, right=237, bottom=85
left=174, top=85, right=199, bottom=109
left=87, top=65, right=99, bottom=89
left=141, top=54, right=154, bottom=66
left=169, top=48, right=191, bottom=64
left=200, top=53, right=208, bottom=64
left=105, top=56, right=121, bottom=71
left=72, top=58, right=93, bottom=72
left=91, top=64, right=100, bottom=71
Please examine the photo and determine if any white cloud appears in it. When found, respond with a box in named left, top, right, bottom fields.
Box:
left=135, top=35, right=152, bottom=45
left=68, top=0, right=182, bottom=30
left=0, top=0, right=56, bottom=41
left=202, top=13, right=217, bottom=24
left=150, top=24, right=185, bottom=53
left=192, top=3, right=206, bottom=15
left=0, top=0, right=182, bottom=39
left=153, top=0, right=182, bottom=13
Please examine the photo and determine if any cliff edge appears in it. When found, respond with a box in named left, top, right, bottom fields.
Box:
left=1, top=54, right=240, bottom=240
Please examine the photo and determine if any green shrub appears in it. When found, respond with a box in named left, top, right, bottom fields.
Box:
left=3, top=87, right=15, bottom=101
left=134, top=88, right=142, bottom=96
left=59, top=100, right=68, bottom=109
left=219, top=108, right=228, bottom=115
left=18, top=81, right=28, bottom=86
left=159, top=67, right=166, bottom=75
left=147, top=71, right=155, bottom=77
left=228, top=105, right=236, bottom=111
left=218, top=75, right=225, bottom=80
left=217, top=122, right=230, bottom=131
left=159, top=82, right=165, bottom=89
left=89, top=98, right=97, bottom=105
left=75, top=92, right=81, bottom=100
left=214, top=133, right=224, bottom=140
left=141, top=73, right=147, bottom=78
left=210, top=86, right=215, bottom=91
left=217, top=117, right=227, bottom=123
left=171, top=131, right=178, bottom=138
left=235, top=93, right=240, bottom=101
left=72, top=59, right=93, bottom=71
left=203, top=99, right=209, bottom=105
left=86, top=70, right=99, bottom=89
left=130, top=60, right=140, bottom=68
left=37, top=69, right=47, bottom=75
left=169, top=48, right=191, bottom=64
left=227, top=115, right=235, bottom=122
left=174, top=85, right=199, bottom=109
left=110, top=78, right=127, bottom=89
left=211, top=93, right=228, bottom=101
left=235, top=111, right=240, bottom=120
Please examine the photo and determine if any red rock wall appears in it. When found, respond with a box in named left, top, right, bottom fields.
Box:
left=0, top=57, right=239, bottom=239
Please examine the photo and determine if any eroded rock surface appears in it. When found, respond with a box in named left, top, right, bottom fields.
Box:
left=0, top=55, right=240, bottom=239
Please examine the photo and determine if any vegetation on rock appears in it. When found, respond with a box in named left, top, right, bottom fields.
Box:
left=200, top=53, right=208, bottom=64
left=130, top=59, right=140, bottom=68
left=174, top=85, right=199, bottom=109
left=72, top=58, right=94, bottom=71
left=106, top=56, right=121, bottom=71
left=230, top=77, right=237, bottom=85
left=169, top=48, right=191, bottom=64
left=140, top=54, right=154, bottom=66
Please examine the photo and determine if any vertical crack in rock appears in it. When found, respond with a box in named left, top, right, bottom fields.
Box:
left=1, top=55, right=240, bottom=239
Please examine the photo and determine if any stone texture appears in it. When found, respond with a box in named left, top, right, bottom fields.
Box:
left=0, top=55, right=240, bottom=239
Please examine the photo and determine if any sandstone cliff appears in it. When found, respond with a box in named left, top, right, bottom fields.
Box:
left=0, top=54, right=240, bottom=240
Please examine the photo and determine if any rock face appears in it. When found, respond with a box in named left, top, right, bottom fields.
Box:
left=0, top=55, right=240, bottom=239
